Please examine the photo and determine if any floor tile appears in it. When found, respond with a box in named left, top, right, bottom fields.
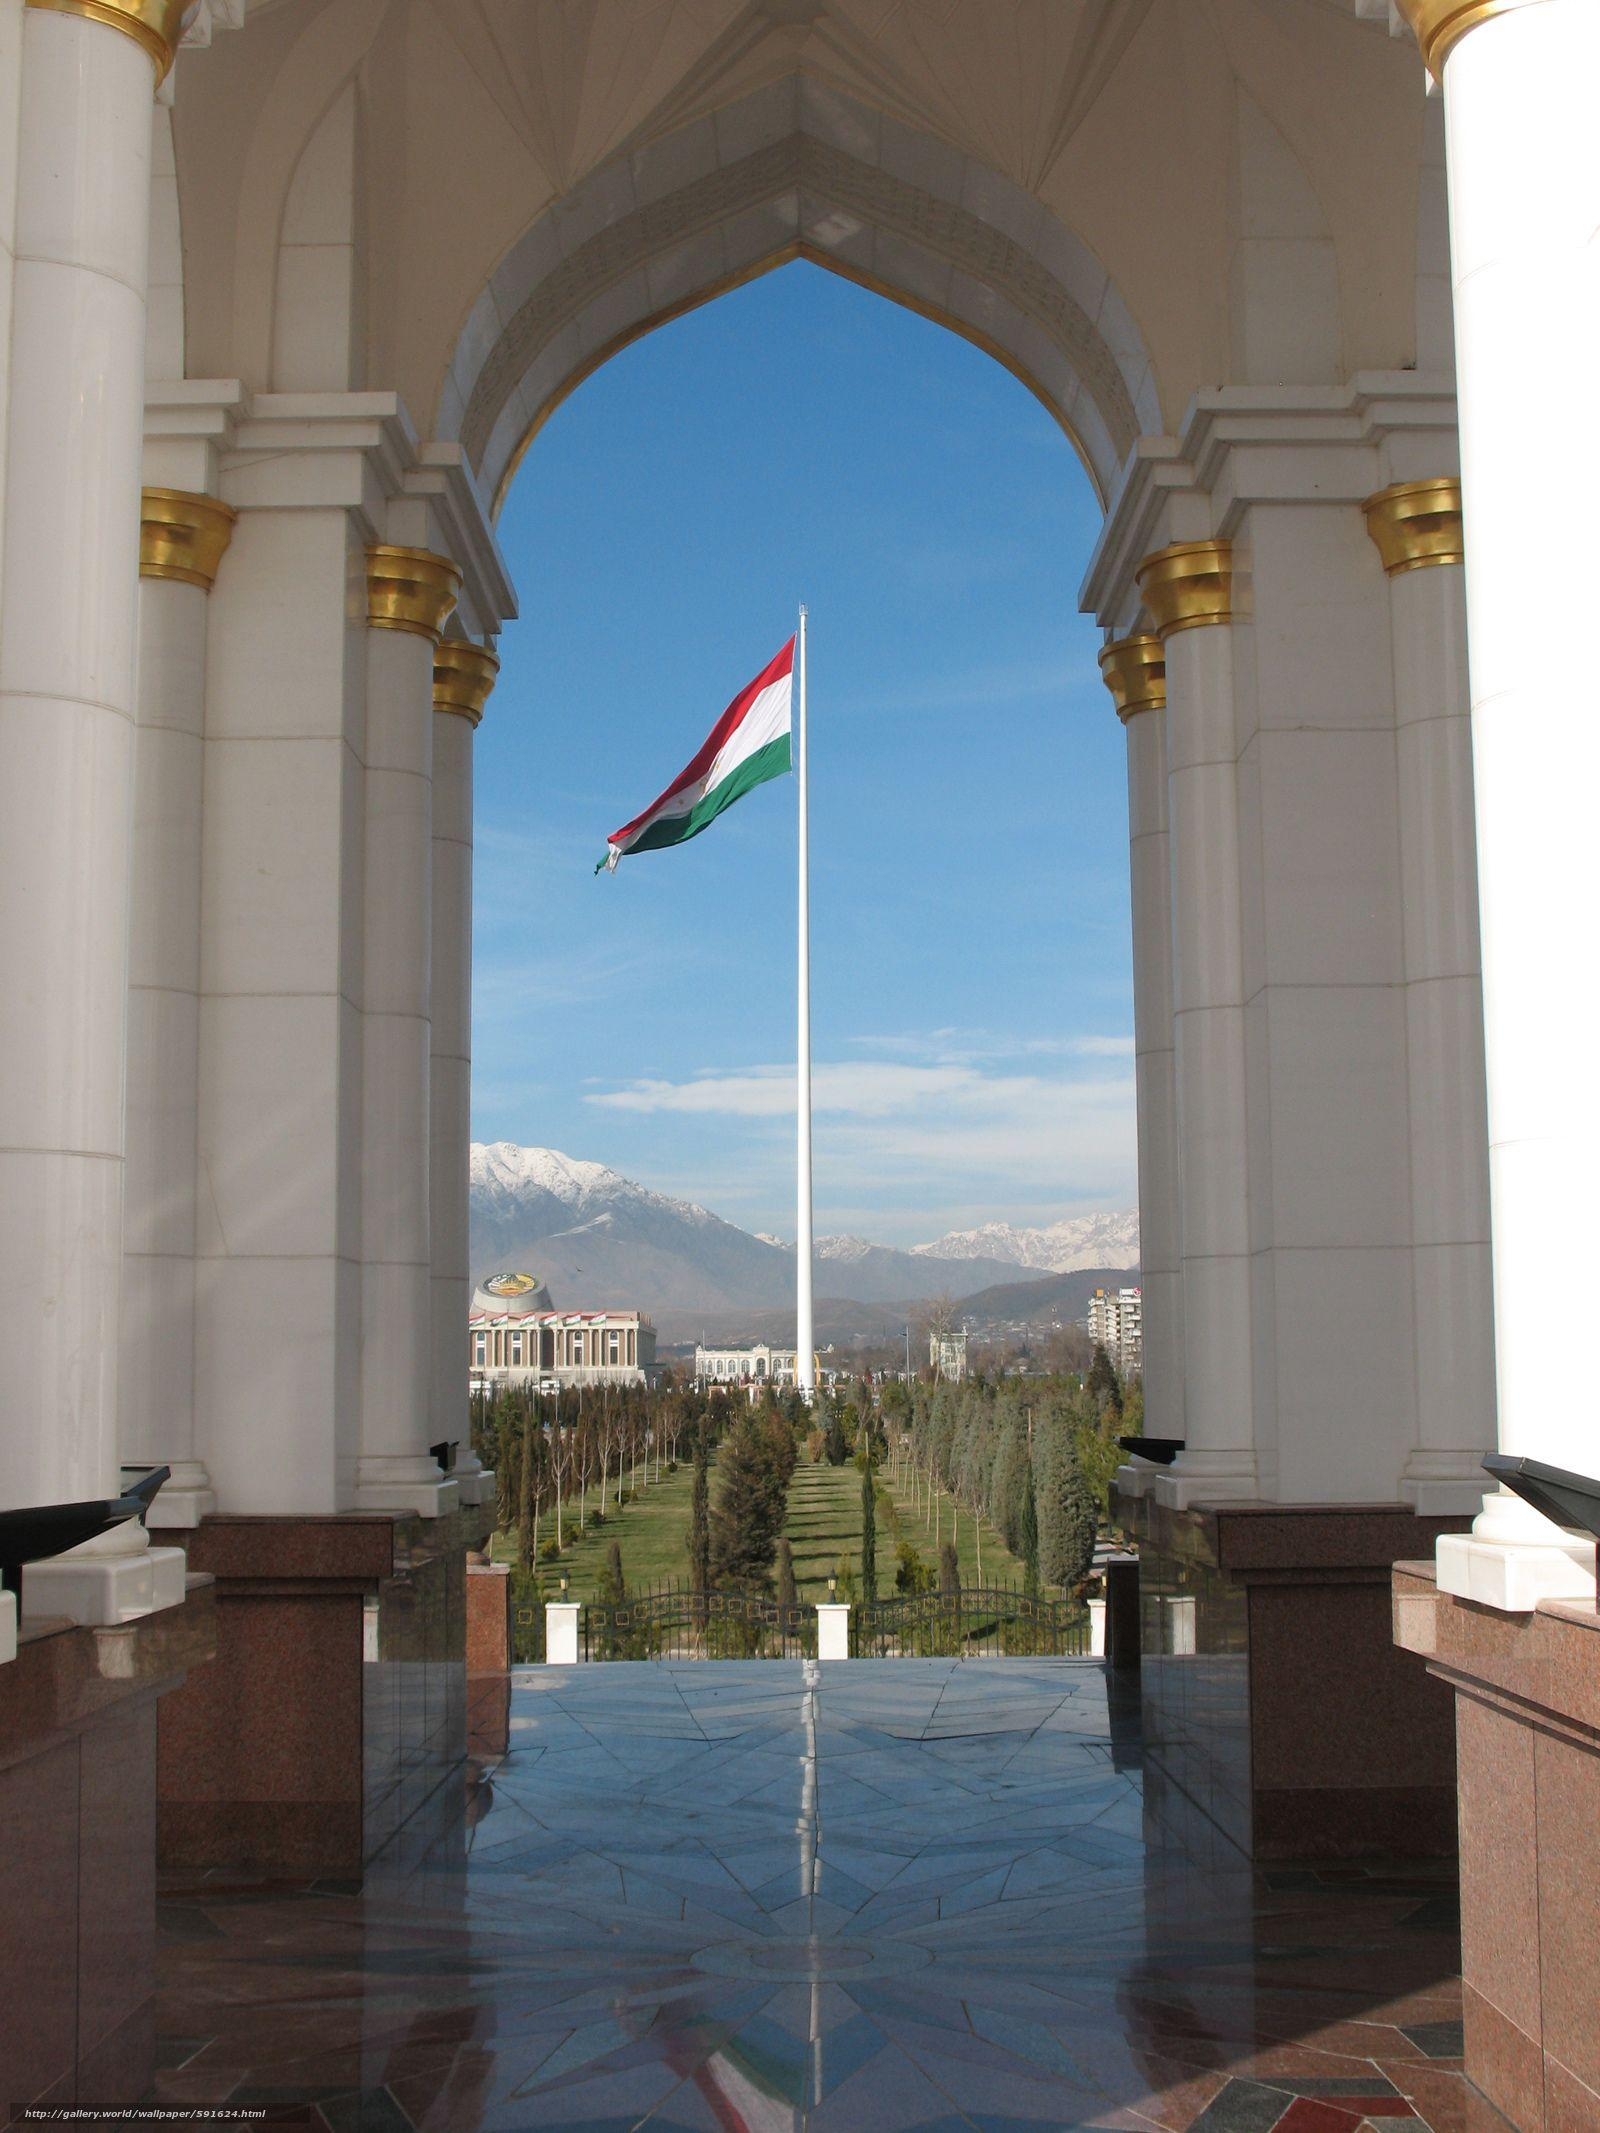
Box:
left=154, top=1661, right=1472, bottom=2133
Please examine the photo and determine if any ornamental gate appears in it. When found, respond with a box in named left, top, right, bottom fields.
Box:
left=849, top=1585, right=1090, bottom=1659
left=581, top=1583, right=815, bottom=1661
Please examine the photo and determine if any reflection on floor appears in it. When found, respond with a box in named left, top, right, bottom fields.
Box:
left=153, top=1661, right=1506, bottom=2132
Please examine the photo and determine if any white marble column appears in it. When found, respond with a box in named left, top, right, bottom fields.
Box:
left=355, top=545, right=461, bottom=1517
left=430, top=640, right=498, bottom=1507
left=121, top=489, right=235, bottom=1525
left=1139, top=543, right=1258, bottom=1509
left=1404, top=0, right=1600, bottom=1604
left=0, top=0, right=188, bottom=1619
left=1100, top=635, right=1184, bottom=1455
left=1364, top=480, right=1496, bottom=1517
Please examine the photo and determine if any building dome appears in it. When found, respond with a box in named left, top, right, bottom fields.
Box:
left=472, top=1271, right=552, bottom=1316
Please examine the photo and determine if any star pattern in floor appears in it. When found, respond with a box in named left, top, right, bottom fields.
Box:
left=153, top=1660, right=1502, bottom=2131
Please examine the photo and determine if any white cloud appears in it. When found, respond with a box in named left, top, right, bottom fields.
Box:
left=846, top=1026, right=1133, bottom=1067
left=583, top=1051, right=1137, bottom=1215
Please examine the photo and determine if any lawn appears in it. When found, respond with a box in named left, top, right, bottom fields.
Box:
left=782, top=1457, right=865, bottom=1598
left=489, top=1453, right=709, bottom=1604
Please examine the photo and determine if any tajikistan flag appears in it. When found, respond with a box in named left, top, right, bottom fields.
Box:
left=597, top=637, right=794, bottom=872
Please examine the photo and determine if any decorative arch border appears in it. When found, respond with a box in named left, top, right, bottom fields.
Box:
left=437, top=80, right=1158, bottom=513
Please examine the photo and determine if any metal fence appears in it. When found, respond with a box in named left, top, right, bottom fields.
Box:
left=581, top=1582, right=816, bottom=1661
left=850, top=1584, right=1090, bottom=1658
left=511, top=1598, right=546, bottom=1664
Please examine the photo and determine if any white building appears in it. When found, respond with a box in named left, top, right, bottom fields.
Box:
left=1088, top=1287, right=1143, bottom=1379
left=470, top=1274, right=655, bottom=1393
left=930, top=1331, right=969, bottom=1385
left=696, top=1343, right=799, bottom=1387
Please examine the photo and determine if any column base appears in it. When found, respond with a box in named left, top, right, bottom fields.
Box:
left=352, top=1477, right=462, bottom=1517
left=21, top=1533, right=189, bottom=1629
left=1394, top=1564, right=1600, bottom=2132
left=123, top=1463, right=216, bottom=1529
left=152, top=1502, right=491, bottom=1872
left=1150, top=1457, right=1261, bottom=1512
left=0, top=1581, right=213, bottom=2121
left=1400, top=1456, right=1498, bottom=1519
left=1116, top=1482, right=1472, bottom=1859
left=1436, top=1530, right=1597, bottom=1611
left=453, top=1466, right=496, bottom=1508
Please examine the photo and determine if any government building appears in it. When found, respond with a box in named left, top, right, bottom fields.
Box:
left=695, top=1342, right=801, bottom=1387
left=468, top=1273, right=655, bottom=1393
left=0, top=3, right=1594, bottom=2125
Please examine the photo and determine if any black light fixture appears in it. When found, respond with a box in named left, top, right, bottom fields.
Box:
left=827, top=1573, right=837, bottom=1599
left=559, top=1571, right=570, bottom=1598
left=0, top=1464, right=171, bottom=1603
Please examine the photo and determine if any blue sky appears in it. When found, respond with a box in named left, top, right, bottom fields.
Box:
left=472, top=261, right=1133, bottom=1246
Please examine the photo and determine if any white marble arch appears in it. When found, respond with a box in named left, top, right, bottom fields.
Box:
left=434, top=78, right=1160, bottom=515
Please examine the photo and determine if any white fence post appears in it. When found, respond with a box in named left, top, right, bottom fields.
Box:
left=816, top=1603, right=850, bottom=1661
left=545, top=1602, right=581, bottom=1664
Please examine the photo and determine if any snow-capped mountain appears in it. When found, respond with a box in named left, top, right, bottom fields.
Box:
left=468, top=1143, right=1090, bottom=1323
left=913, top=1210, right=1140, bottom=1273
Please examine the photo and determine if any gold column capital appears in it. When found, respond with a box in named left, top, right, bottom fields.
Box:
left=433, top=639, right=500, bottom=726
left=1362, top=478, right=1465, bottom=576
left=25, top=0, right=187, bottom=79
left=1098, top=634, right=1167, bottom=722
left=140, top=487, right=237, bottom=590
left=1394, top=0, right=1538, bottom=77
left=1135, top=540, right=1234, bottom=640
left=366, top=544, right=461, bottom=643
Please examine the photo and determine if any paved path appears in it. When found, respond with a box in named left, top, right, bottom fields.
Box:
left=154, top=1661, right=1490, bottom=2132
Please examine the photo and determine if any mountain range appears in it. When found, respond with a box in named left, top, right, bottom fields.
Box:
left=470, top=1142, right=1138, bottom=1338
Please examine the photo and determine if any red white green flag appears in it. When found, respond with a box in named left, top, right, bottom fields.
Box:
left=597, top=637, right=795, bottom=872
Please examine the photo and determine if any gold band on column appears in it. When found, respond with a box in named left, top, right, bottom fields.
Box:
left=1135, top=541, right=1234, bottom=640
left=366, top=545, right=462, bottom=642
left=140, top=488, right=237, bottom=590
left=1394, top=0, right=1536, bottom=77
left=433, top=640, right=500, bottom=726
left=1098, top=634, right=1166, bottom=722
left=1362, top=479, right=1465, bottom=576
left=25, top=0, right=187, bottom=79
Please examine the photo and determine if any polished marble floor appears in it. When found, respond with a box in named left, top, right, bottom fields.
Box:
left=153, top=1661, right=1500, bottom=2133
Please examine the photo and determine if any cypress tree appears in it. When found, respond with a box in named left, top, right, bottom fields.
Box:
left=860, top=1460, right=878, bottom=1601
left=709, top=1408, right=786, bottom=1591
left=1059, top=1444, right=1099, bottom=1596
left=1019, top=1460, right=1040, bottom=1597
left=517, top=1403, right=535, bottom=1572
left=688, top=1433, right=711, bottom=1594
left=776, top=1536, right=798, bottom=1610
left=824, top=1402, right=849, bottom=1467
left=602, top=1538, right=626, bottom=1606
left=1086, top=1342, right=1123, bottom=1416
left=939, top=1538, right=960, bottom=1595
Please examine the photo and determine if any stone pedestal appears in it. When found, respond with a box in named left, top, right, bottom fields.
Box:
left=1120, top=1485, right=1469, bottom=1858
left=0, top=1583, right=214, bottom=2125
left=1394, top=1562, right=1600, bottom=2133
left=153, top=1505, right=488, bottom=1873
left=466, top=1558, right=511, bottom=1674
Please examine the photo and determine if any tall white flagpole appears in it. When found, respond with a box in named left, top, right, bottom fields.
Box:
left=796, top=606, right=815, bottom=1396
